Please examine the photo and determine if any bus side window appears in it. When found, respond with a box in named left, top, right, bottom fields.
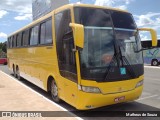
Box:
left=15, top=34, right=18, bottom=47
left=22, top=30, right=29, bottom=46
left=30, top=27, right=34, bottom=45
left=17, top=33, right=22, bottom=47
left=55, top=9, right=77, bottom=82
left=45, top=19, right=52, bottom=44
left=40, top=22, right=45, bottom=44
left=10, top=37, right=12, bottom=48
left=22, top=32, right=24, bottom=46
left=30, top=25, right=39, bottom=46
left=7, top=38, right=10, bottom=48
left=15, top=35, right=17, bottom=48
left=16, top=34, right=19, bottom=47
left=13, top=35, right=17, bottom=48
left=40, top=19, right=52, bottom=45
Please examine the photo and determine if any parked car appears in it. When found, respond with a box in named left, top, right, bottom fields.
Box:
left=0, top=58, right=7, bottom=65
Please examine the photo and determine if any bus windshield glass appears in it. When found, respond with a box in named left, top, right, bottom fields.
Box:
left=74, top=7, right=143, bottom=82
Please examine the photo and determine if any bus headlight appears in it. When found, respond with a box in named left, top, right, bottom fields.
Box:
left=78, top=85, right=101, bottom=93
left=135, top=80, right=143, bottom=88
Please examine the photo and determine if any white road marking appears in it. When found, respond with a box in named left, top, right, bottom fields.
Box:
left=141, top=91, right=152, bottom=96
left=136, top=95, right=158, bottom=101
left=144, top=78, right=160, bottom=82
left=144, top=66, right=160, bottom=69
left=0, top=70, right=83, bottom=120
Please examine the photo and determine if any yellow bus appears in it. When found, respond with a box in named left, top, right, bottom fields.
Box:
left=7, top=4, right=157, bottom=110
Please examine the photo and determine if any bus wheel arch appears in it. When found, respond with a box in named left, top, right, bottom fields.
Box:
left=151, top=59, right=159, bottom=66
left=47, top=76, right=61, bottom=103
left=47, top=76, right=54, bottom=92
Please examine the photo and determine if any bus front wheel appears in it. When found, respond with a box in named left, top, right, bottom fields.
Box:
left=51, top=80, right=61, bottom=103
left=151, top=59, right=159, bottom=66
left=13, top=65, right=16, bottom=78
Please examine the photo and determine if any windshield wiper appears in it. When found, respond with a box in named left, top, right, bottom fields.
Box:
left=103, top=46, right=137, bottom=82
left=103, top=52, right=118, bottom=81
left=122, top=56, right=137, bottom=78
left=118, top=45, right=137, bottom=78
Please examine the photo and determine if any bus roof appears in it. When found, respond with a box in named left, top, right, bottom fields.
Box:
left=8, top=4, right=129, bottom=37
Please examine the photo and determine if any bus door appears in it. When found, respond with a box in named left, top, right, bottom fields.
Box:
left=55, top=9, right=78, bottom=106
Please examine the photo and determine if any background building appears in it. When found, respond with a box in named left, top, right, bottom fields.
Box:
left=32, top=0, right=69, bottom=20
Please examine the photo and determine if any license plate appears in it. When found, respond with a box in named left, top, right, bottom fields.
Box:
left=114, top=96, right=125, bottom=102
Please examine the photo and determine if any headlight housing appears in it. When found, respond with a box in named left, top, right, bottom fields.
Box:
left=78, top=85, right=101, bottom=93
left=135, top=80, right=143, bottom=88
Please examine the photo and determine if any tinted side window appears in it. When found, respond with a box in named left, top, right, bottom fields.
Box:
left=17, top=33, right=22, bottom=47
left=8, top=38, right=11, bottom=48
left=110, top=11, right=136, bottom=29
left=40, top=19, right=52, bottom=44
left=40, top=23, right=46, bottom=44
left=30, top=28, right=34, bottom=45
left=22, top=31, right=25, bottom=46
left=9, top=38, right=11, bottom=48
left=45, top=19, right=52, bottom=44
left=30, top=25, right=39, bottom=46
left=55, top=11, right=69, bottom=62
left=22, top=30, right=29, bottom=46
left=74, top=7, right=112, bottom=27
left=13, top=35, right=17, bottom=47
left=55, top=10, right=77, bottom=82
left=7, top=38, right=10, bottom=48
left=34, top=26, right=39, bottom=44
left=11, top=36, right=13, bottom=48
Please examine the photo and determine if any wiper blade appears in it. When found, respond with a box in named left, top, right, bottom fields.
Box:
left=103, top=53, right=117, bottom=82
left=119, top=46, right=137, bottom=78
left=122, top=56, right=137, bottom=78
left=104, top=41, right=139, bottom=82
left=104, top=48, right=137, bottom=82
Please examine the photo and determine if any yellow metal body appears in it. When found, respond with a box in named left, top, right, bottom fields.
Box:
left=138, top=28, right=157, bottom=47
left=7, top=4, right=145, bottom=110
left=69, top=23, right=84, bottom=49
left=76, top=76, right=143, bottom=109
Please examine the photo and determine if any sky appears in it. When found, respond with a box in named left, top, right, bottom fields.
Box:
left=0, top=0, right=160, bottom=42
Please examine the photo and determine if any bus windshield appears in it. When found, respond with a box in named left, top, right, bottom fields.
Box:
left=74, top=7, right=143, bottom=82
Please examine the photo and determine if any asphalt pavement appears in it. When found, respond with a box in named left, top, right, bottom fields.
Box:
left=0, top=65, right=160, bottom=120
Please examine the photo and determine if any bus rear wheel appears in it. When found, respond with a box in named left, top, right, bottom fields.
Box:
left=51, top=80, right=61, bottom=103
left=151, top=59, right=159, bottom=66
left=16, top=67, right=21, bottom=80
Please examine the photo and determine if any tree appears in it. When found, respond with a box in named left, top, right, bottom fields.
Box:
left=0, top=42, right=7, bottom=58
left=0, top=42, right=7, bottom=53
left=0, top=43, right=3, bottom=49
left=2, top=42, right=7, bottom=53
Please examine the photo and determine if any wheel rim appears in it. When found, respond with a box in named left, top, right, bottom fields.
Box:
left=153, top=61, right=158, bottom=66
left=51, top=81, right=58, bottom=97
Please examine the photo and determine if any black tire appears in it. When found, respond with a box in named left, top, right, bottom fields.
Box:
left=3, top=62, right=7, bottom=65
left=13, top=66, right=16, bottom=78
left=16, top=67, right=21, bottom=80
left=50, top=80, right=61, bottom=103
left=151, top=59, right=159, bottom=66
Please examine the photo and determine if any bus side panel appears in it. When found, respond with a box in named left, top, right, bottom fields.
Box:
left=143, top=48, right=160, bottom=65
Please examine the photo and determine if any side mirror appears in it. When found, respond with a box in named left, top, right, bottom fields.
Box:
left=69, top=23, right=84, bottom=49
left=138, top=28, right=157, bottom=48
